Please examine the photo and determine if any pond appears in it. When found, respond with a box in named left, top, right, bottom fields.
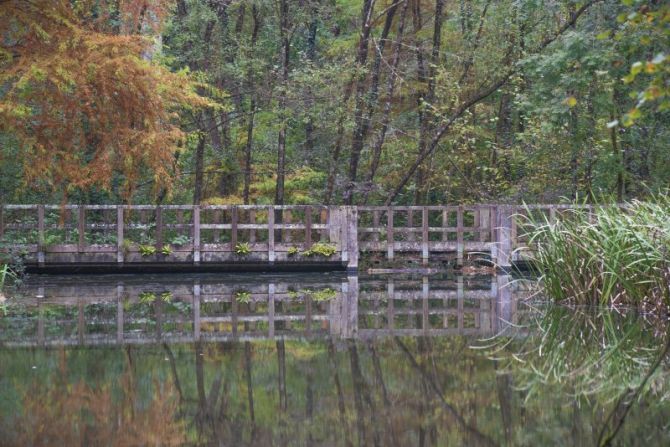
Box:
left=0, top=273, right=668, bottom=446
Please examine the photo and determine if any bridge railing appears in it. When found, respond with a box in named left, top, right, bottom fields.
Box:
left=0, top=203, right=603, bottom=269
left=0, top=205, right=355, bottom=268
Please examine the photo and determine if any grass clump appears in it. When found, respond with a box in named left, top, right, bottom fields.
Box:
left=525, top=195, right=670, bottom=310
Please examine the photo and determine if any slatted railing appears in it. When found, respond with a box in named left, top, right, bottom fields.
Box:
left=0, top=205, right=357, bottom=270
left=0, top=203, right=601, bottom=270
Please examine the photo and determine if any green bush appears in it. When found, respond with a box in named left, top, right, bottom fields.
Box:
left=302, top=242, right=337, bottom=257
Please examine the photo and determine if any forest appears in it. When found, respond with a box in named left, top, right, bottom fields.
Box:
left=0, top=0, right=668, bottom=206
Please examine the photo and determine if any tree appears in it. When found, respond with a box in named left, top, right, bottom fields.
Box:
left=0, top=0, right=208, bottom=202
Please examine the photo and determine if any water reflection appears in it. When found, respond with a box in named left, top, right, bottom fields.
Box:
left=0, top=274, right=528, bottom=346
left=0, top=274, right=667, bottom=446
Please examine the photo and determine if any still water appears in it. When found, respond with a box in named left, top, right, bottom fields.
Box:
left=0, top=273, right=668, bottom=446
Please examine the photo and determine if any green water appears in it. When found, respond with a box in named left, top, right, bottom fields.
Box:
left=0, top=273, right=668, bottom=446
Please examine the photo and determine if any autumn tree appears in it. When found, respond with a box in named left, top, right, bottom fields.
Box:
left=0, top=0, right=209, bottom=202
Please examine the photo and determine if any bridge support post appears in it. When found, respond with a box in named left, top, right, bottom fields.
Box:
left=495, top=205, right=513, bottom=271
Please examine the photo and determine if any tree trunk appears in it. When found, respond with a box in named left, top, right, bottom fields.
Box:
left=243, top=5, right=261, bottom=204
left=193, top=133, right=206, bottom=205
left=343, top=0, right=376, bottom=205
left=275, top=0, right=290, bottom=205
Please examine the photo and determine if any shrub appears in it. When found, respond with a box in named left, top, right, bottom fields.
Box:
left=302, top=242, right=337, bottom=257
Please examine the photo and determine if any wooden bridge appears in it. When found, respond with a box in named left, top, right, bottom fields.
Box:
left=0, top=274, right=529, bottom=347
left=0, top=204, right=586, bottom=272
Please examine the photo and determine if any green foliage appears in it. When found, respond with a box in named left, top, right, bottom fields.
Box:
left=234, top=242, right=251, bottom=255
left=170, top=235, right=190, bottom=246
left=287, top=246, right=300, bottom=256
left=138, top=291, right=156, bottom=304
left=305, top=287, right=338, bottom=302
left=139, top=245, right=156, bottom=257
left=301, top=242, right=337, bottom=257
left=525, top=194, right=670, bottom=308
left=160, top=245, right=172, bottom=256
left=160, top=291, right=173, bottom=303
left=234, top=290, right=251, bottom=304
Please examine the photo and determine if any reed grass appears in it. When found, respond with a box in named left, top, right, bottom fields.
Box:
left=523, top=194, right=670, bottom=309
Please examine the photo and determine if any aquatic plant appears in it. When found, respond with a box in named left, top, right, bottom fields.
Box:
left=524, top=194, right=670, bottom=309
left=234, top=242, right=251, bottom=255
left=301, top=242, right=337, bottom=257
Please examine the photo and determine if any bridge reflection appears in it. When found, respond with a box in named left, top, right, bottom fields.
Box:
left=1, top=274, right=530, bottom=347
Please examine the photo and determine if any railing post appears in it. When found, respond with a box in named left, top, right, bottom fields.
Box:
left=193, top=280, right=201, bottom=340
left=117, top=206, right=124, bottom=264
left=305, top=205, right=312, bottom=248
left=78, top=205, right=86, bottom=252
left=231, top=206, right=238, bottom=248
left=495, top=205, right=513, bottom=271
left=193, top=206, right=200, bottom=264
left=346, top=207, right=358, bottom=272
left=155, top=206, right=163, bottom=251
left=457, top=205, right=464, bottom=266
left=387, top=208, right=394, bottom=261
left=421, top=207, right=429, bottom=265
left=267, top=206, right=275, bottom=263
left=268, top=283, right=275, bottom=338
left=37, top=205, right=45, bottom=266
left=116, top=283, right=124, bottom=343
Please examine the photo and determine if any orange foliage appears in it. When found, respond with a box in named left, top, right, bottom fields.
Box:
left=9, top=351, right=186, bottom=446
left=0, top=0, right=209, bottom=200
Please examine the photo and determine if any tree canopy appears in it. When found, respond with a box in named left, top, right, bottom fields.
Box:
left=0, top=0, right=668, bottom=205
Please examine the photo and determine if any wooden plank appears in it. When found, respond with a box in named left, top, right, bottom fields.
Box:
left=387, top=208, right=394, bottom=260
left=78, top=205, right=86, bottom=252
left=457, top=205, right=464, bottom=266
left=117, top=206, right=124, bottom=264
left=0, top=204, right=4, bottom=239
left=421, top=207, right=429, bottom=265
left=37, top=205, right=45, bottom=265
left=442, top=208, right=449, bottom=242
left=231, top=206, right=238, bottom=248
left=372, top=210, right=380, bottom=242
left=193, top=206, right=200, bottom=264
left=267, top=206, right=275, bottom=262
left=304, top=205, right=312, bottom=248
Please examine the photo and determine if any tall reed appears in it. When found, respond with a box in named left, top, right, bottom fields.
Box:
left=524, top=195, right=670, bottom=309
